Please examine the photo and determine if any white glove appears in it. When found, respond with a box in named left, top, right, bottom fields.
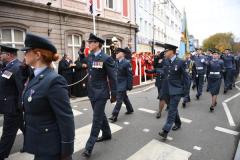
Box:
left=201, top=59, right=205, bottom=63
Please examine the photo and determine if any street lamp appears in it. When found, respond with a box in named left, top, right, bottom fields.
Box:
left=152, top=0, right=168, bottom=54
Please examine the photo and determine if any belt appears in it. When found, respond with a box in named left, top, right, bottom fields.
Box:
left=196, top=67, right=203, bottom=70
left=210, top=72, right=220, bottom=75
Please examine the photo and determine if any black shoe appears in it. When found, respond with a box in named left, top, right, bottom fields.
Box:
left=20, top=148, right=25, bottom=153
left=172, top=125, right=181, bottom=131
left=125, top=111, right=134, bottom=115
left=96, top=136, right=112, bottom=142
left=196, top=95, right=200, bottom=100
left=109, top=116, right=117, bottom=123
left=182, top=102, right=186, bottom=108
left=159, top=131, right=168, bottom=141
left=81, top=150, right=91, bottom=158
left=229, top=86, right=233, bottom=90
left=156, top=112, right=161, bottom=119
left=224, top=89, right=228, bottom=94
left=192, top=85, right=196, bottom=90
left=206, top=88, right=209, bottom=92
left=210, top=106, right=214, bottom=112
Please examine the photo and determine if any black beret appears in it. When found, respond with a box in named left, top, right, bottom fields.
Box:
left=87, top=33, right=105, bottom=44
left=115, top=48, right=126, bottom=54
left=21, top=33, right=57, bottom=53
left=0, top=44, right=18, bottom=54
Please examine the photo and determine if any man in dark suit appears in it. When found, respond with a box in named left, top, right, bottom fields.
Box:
left=0, top=45, right=26, bottom=159
left=58, top=53, right=75, bottom=96
left=158, top=43, right=189, bottom=141
left=109, top=48, right=133, bottom=123
left=124, top=43, right=132, bottom=60
left=82, top=33, right=117, bottom=158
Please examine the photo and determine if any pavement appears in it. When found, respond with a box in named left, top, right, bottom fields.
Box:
left=1, top=79, right=240, bottom=160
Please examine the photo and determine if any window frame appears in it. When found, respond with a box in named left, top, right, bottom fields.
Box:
left=67, top=34, right=82, bottom=61
left=0, top=27, right=25, bottom=48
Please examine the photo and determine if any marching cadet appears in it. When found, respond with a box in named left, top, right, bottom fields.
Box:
left=182, top=53, right=192, bottom=108
left=109, top=48, right=133, bottom=123
left=146, top=51, right=169, bottom=119
left=221, top=49, right=235, bottom=93
left=207, top=50, right=224, bottom=112
left=21, top=33, right=75, bottom=160
left=205, top=49, right=213, bottom=92
left=158, top=43, right=189, bottom=141
left=0, top=45, right=26, bottom=160
left=82, top=33, right=117, bottom=158
left=192, top=48, right=208, bottom=99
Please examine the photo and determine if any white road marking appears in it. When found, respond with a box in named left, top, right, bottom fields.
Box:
left=224, top=92, right=240, bottom=103
left=7, top=123, right=123, bottom=160
left=138, top=108, right=156, bottom=114
left=215, top=126, right=239, bottom=136
left=222, top=102, right=236, bottom=127
left=142, top=128, right=150, bottom=133
left=180, top=117, right=192, bottom=124
left=167, top=136, right=173, bottom=141
left=72, top=105, right=78, bottom=108
left=74, top=123, right=122, bottom=152
left=127, top=139, right=191, bottom=160
left=123, top=122, right=130, bottom=125
left=193, top=146, right=202, bottom=151
left=235, top=85, right=240, bottom=91
left=83, top=108, right=88, bottom=111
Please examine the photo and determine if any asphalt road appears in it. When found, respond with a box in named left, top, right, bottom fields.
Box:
left=1, top=80, right=240, bottom=160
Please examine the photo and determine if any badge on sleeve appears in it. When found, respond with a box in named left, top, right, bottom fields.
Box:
left=2, top=70, right=13, bottom=79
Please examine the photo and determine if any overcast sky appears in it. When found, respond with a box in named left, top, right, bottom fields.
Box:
left=171, top=0, right=240, bottom=45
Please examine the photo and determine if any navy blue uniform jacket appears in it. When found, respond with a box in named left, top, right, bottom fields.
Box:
left=0, top=59, right=26, bottom=114
left=22, top=68, right=75, bottom=157
left=87, top=51, right=117, bottom=101
left=116, top=59, right=133, bottom=92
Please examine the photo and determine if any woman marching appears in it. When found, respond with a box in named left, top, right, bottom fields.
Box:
left=207, top=50, right=224, bottom=112
left=21, top=33, right=75, bottom=160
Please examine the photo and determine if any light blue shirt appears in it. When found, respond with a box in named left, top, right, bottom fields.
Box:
left=94, top=50, right=102, bottom=57
left=34, top=67, right=47, bottom=77
left=170, top=55, right=177, bottom=63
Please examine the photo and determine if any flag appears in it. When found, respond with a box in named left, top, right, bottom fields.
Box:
left=179, top=10, right=190, bottom=58
left=89, top=0, right=93, bottom=14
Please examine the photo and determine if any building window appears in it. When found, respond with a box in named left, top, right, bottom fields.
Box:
left=106, top=0, right=114, bottom=9
left=139, top=0, right=143, bottom=6
left=67, top=34, right=82, bottom=61
left=104, top=38, right=122, bottom=55
left=0, top=28, right=25, bottom=49
left=139, top=18, right=143, bottom=32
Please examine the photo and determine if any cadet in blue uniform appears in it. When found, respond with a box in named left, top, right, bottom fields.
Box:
left=21, top=33, right=75, bottom=160
left=207, top=51, right=224, bottom=112
left=205, top=49, right=213, bottom=92
left=221, top=49, right=235, bottom=93
left=192, top=48, right=207, bottom=99
left=82, top=33, right=117, bottom=158
left=232, top=54, right=240, bottom=87
left=182, top=54, right=192, bottom=108
left=158, top=44, right=189, bottom=141
left=146, top=53, right=170, bottom=119
left=0, top=45, right=26, bottom=159
left=109, top=48, right=133, bottom=123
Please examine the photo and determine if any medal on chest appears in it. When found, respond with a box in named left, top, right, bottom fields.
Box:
left=28, top=89, right=35, bottom=102
left=174, top=65, right=178, bottom=71
left=92, top=61, right=103, bottom=69
left=1, top=70, right=13, bottom=79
